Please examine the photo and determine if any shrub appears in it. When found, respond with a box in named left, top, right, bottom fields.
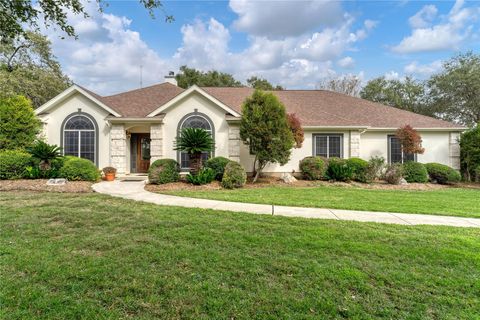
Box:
left=325, top=158, right=353, bottom=182
left=186, top=168, right=215, bottom=185
left=299, top=156, right=326, bottom=180
left=459, top=125, right=480, bottom=181
left=365, top=156, right=385, bottom=182
left=58, top=157, right=100, bottom=181
left=26, top=156, right=66, bottom=179
left=346, top=157, right=369, bottom=182
left=0, top=150, right=32, bottom=179
left=148, top=159, right=180, bottom=184
left=384, top=163, right=404, bottom=185
left=205, top=156, right=231, bottom=181
left=475, top=166, right=480, bottom=183
left=402, top=161, right=428, bottom=183
left=28, top=140, right=62, bottom=171
left=425, top=163, right=461, bottom=185
left=221, top=161, right=247, bottom=189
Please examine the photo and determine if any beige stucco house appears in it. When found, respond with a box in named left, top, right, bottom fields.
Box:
left=35, top=75, right=464, bottom=175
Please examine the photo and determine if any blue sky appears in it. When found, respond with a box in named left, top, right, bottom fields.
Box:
left=44, top=0, right=480, bottom=95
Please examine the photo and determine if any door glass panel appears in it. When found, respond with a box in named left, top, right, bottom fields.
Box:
left=141, top=137, right=151, bottom=160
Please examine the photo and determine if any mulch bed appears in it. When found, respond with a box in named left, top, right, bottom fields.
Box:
left=0, top=179, right=93, bottom=193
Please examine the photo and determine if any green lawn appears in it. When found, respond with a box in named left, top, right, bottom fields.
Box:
left=162, top=185, right=480, bottom=218
left=1, top=192, right=480, bottom=319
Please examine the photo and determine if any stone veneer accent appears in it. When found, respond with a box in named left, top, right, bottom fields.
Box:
left=150, top=124, right=163, bottom=163
left=449, top=132, right=461, bottom=169
left=110, top=124, right=126, bottom=173
left=349, top=130, right=361, bottom=158
left=228, top=124, right=241, bottom=162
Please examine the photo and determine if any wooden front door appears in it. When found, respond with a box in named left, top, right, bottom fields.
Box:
left=131, top=133, right=151, bottom=173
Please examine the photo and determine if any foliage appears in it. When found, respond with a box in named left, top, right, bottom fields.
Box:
left=148, top=159, right=180, bottom=185
left=425, top=163, right=461, bottom=185
left=365, top=156, right=385, bottom=182
left=428, top=52, right=480, bottom=126
left=0, top=0, right=172, bottom=43
left=102, top=166, right=117, bottom=174
left=175, top=66, right=243, bottom=89
left=58, top=157, right=100, bottom=181
left=459, top=125, right=480, bottom=181
left=0, top=95, right=41, bottom=150
left=360, top=76, right=433, bottom=116
left=24, top=156, right=65, bottom=179
left=0, top=31, right=71, bottom=108
left=246, top=76, right=283, bottom=90
left=299, top=156, right=326, bottom=180
left=325, top=158, right=353, bottom=182
left=384, top=163, right=404, bottom=185
left=0, top=149, right=31, bottom=179
left=240, top=90, right=294, bottom=182
left=317, top=74, right=362, bottom=97
left=221, top=161, right=246, bottom=189
left=475, top=166, right=480, bottom=183
left=205, top=156, right=231, bottom=181
left=395, top=125, right=425, bottom=155
left=174, top=128, right=214, bottom=174
left=346, top=157, right=369, bottom=183
left=27, top=140, right=62, bottom=171
left=287, top=113, right=304, bottom=148
left=402, top=161, right=428, bottom=183
left=186, top=167, right=215, bottom=185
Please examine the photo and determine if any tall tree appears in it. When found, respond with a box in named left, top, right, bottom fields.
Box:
left=0, top=31, right=71, bottom=108
left=240, top=90, right=294, bottom=183
left=428, top=52, right=480, bottom=126
left=360, top=76, right=433, bottom=116
left=175, top=66, right=242, bottom=89
left=246, top=76, right=283, bottom=90
left=317, top=74, right=362, bottom=97
left=0, top=0, right=172, bottom=43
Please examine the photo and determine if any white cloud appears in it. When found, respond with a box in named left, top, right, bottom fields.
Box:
left=404, top=60, right=442, bottom=76
left=392, top=0, right=479, bottom=53
left=337, top=56, right=355, bottom=69
left=408, top=5, right=438, bottom=29
left=384, top=71, right=400, bottom=80
left=230, top=0, right=343, bottom=38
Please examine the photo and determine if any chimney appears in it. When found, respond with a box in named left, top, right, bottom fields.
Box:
left=164, top=71, right=177, bottom=86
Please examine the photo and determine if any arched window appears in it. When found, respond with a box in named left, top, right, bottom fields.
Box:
left=178, top=113, right=214, bottom=169
left=62, top=113, right=97, bottom=164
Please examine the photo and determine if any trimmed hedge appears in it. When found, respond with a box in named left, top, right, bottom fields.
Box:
left=186, top=167, right=215, bottom=185
left=384, top=163, right=404, bottom=185
left=205, top=156, right=231, bottom=181
left=221, top=161, right=246, bottom=189
left=59, top=157, right=100, bottom=181
left=299, top=156, right=326, bottom=180
left=346, top=157, right=369, bottom=182
left=325, top=158, right=353, bottom=182
left=425, top=163, right=461, bottom=185
left=402, top=161, right=428, bottom=183
left=148, top=159, right=180, bottom=184
left=0, top=150, right=32, bottom=180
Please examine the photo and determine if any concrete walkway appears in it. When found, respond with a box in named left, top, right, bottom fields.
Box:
left=92, top=180, right=480, bottom=228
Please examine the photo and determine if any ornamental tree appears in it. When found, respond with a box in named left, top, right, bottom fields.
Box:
left=287, top=113, right=304, bottom=148
left=240, top=90, right=294, bottom=183
left=395, top=125, right=425, bottom=155
left=174, top=127, right=214, bottom=175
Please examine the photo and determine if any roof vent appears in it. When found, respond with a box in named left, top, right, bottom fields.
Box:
left=164, top=71, right=177, bottom=86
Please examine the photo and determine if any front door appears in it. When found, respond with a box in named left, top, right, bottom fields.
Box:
left=131, top=133, right=151, bottom=173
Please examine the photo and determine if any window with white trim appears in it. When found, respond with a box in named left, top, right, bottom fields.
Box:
left=388, top=135, right=415, bottom=164
left=179, top=114, right=213, bottom=169
left=313, top=134, right=343, bottom=158
left=63, top=115, right=96, bottom=163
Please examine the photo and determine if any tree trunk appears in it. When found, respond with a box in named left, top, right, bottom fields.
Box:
left=39, top=160, right=51, bottom=171
left=190, top=153, right=202, bottom=175
left=252, top=160, right=265, bottom=183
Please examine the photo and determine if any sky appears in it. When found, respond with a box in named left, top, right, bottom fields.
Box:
left=43, top=0, right=480, bottom=95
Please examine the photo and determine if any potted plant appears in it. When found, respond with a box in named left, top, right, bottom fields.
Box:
left=102, top=166, right=117, bottom=181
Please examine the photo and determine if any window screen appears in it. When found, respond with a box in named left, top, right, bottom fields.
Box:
left=63, top=115, right=96, bottom=164
left=314, top=134, right=343, bottom=158
left=389, top=136, right=416, bottom=163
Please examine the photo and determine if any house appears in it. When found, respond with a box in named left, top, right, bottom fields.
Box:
left=35, top=74, right=464, bottom=175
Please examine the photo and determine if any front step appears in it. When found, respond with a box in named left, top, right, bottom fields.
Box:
left=118, top=175, right=148, bottom=182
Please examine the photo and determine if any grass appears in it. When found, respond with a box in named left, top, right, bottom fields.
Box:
left=1, top=192, right=480, bottom=319
left=161, top=185, right=480, bottom=218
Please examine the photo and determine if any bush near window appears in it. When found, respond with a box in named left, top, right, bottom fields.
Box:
left=425, top=163, right=461, bottom=185
left=299, top=156, right=326, bottom=180
left=402, top=161, right=428, bottom=183
left=365, top=156, right=385, bottom=182
left=384, top=163, right=404, bottom=185
left=205, top=156, right=231, bottom=181
left=28, top=140, right=62, bottom=171
left=25, top=156, right=66, bottom=179
left=148, top=159, right=180, bottom=185
left=346, top=157, right=369, bottom=182
left=221, top=161, right=247, bottom=189
left=0, top=150, right=32, bottom=179
left=325, top=158, right=353, bottom=182
left=459, top=125, right=480, bottom=181
left=58, top=157, right=100, bottom=181
left=186, top=167, right=215, bottom=185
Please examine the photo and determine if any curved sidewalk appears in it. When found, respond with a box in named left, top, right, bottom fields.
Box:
left=92, top=180, right=480, bottom=228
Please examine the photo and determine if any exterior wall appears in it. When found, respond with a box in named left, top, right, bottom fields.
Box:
left=150, top=124, right=163, bottom=163
left=110, top=124, right=126, bottom=174
left=40, top=92, right=111, bottom=169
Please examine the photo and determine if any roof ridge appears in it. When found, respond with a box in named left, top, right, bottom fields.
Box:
left=104, top=82, right=182, bottom=98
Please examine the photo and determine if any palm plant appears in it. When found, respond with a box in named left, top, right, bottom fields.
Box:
left=28, top=140, right=62, bottom=171
left=174, top=128, right=214, bottom=174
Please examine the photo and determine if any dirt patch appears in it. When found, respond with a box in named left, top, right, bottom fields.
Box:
left=0, top=179, right=93, bottom=193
